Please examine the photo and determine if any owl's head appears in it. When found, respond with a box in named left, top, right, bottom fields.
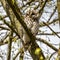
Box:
left=26, top=9, right=32, bottom=16
left=26, top=9, right=39, bottom=19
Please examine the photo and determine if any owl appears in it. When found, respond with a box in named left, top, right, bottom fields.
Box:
left=21, top=10, right=39, bottom=44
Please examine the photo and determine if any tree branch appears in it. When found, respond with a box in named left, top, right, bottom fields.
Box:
left=7, top=30, right=13, bottom=60
left=37, top=38, right=58, bottom=52
left=43, top=22, right=60, bottom=38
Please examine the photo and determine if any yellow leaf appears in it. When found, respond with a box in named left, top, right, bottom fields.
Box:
left=12, top=0, right=15, bottom=4
left=35, top=48, right=41, bottom=55
left=39, top=55, right=43, bottom=60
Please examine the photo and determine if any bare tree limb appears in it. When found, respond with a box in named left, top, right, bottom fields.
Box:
left=37, top=38, right=58, bottom=52
left=7, top=30, right=13, bottom=60
left=43, top=22, right=60, bottom=38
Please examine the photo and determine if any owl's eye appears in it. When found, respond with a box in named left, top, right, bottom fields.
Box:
left=31, top=13, right=35, bottom=15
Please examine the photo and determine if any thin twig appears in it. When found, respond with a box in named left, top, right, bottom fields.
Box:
left=49, top=52, right=56, bottom=60
left=47, top=6, right=57, bottom=23
left=37, top=38, right=58, bottom=51
left=39, top=19, right=59, bottom=27
left=13, top=47, right=24, bottom=60
left=38, top=32, right=60, bottom=35
left=43, top=22, right=60, bottom=38
left=0, top=25, right=10, bottom=30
